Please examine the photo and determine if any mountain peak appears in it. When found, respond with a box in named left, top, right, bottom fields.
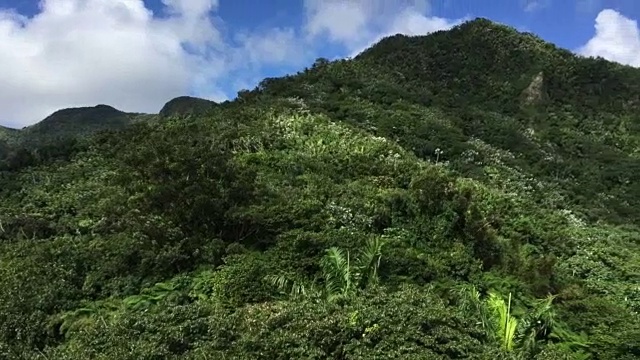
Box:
left=458, top=17, right=517, bottom=31
left=352, top=15, right=640, bottom=116
left=20, top=104, right=131, bottom=144
left=41, top=104, right=124, bottom=123
left=159, top=96, right=218, bottom=118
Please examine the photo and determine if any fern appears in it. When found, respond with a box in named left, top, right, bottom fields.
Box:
left=550, top=324, right=593, bottom=357
left=189, top=270, right=217, bottom=300
left=57, top=299, right=121, bottom=338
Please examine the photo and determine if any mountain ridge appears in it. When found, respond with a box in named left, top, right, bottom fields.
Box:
left=0, top=96, right=217, bottom=156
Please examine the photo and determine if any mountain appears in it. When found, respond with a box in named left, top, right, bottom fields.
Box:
left=252, top=18, right=640, bottom=225
left=0, top=18, right=638, bottom=359
left=0, top=96, right=216, bottom=150
left=0, top=96, right=219, bottom=170
left=159, top=96, right=218, bottom=118
left=24, top=104, right=129, bottom=134
left=18, top=104, right=159, bottom=145
left=353, top=18, right=640, bottom=116
left=0, top=104, right=164, bottom=170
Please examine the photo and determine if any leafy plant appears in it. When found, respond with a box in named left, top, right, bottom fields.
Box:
left=266, top=236, right=386, bottom=303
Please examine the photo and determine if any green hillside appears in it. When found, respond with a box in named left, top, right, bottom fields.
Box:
left=0, top=126, right=19, bottom=159
left=0, top=18, right=638, bottom=359
left=0, top=125, right=18, bottom=140
left=253, top=18, right=640, bottom=225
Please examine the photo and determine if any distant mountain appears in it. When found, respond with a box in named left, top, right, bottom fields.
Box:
left=0, top=96, right=221, bottom=170
left=19, top=104, right=134, bottom=144
left=159, top=96, right=218, bottom=118
left=0, top=97, right=219, bottom=169
left=0, top=104, right=161, bottom=169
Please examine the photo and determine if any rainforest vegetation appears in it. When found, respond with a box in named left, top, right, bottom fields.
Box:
left=0, top=18, right=638, bottom=359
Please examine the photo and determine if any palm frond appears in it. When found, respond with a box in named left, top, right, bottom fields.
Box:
left=264, top=274, right=308, bottom=299
left=516, top=293, right=558, bottom=354
left=453, top=284, right=490, bottom=329
left=529, top=294, right=557, bottom=336
left=355, top=236, right=385, bottom=288
left=550, top=326, right=592, bottom=355
left=321, top=247, right=351, bottom=299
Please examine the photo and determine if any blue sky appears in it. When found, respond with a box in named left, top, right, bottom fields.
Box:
left=0, top=0, right=639, bottom=127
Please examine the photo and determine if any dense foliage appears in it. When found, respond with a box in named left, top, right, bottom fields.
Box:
left=0, top=18, right=638, bottom=359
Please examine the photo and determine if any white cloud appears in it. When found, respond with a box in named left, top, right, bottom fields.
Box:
left=303, top=0, right=371, bottom=46
left=162, top=0, right=218, bottom=18
left=577, top=9, right=640, bottom=67
left=303, top=0, right=465, bottom=59
left=387, top=9, right=464, bottom=36
left=159, top=0, right=223, bottom=49
left=234, top=27, right=306, bottom=66
left=0, top=0, right=227, bottom=127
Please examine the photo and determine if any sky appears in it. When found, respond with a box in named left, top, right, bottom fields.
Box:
left=0, top=0, right=640, bottom=128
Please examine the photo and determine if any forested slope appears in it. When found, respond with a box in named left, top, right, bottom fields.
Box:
left=0, top=18, right=638, bottom=359
left=253, top=18, right=640, bottom=225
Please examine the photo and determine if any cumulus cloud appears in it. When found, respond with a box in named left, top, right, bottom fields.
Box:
left=303, top=0, right=371, bottom=46
left=0, top=0, right=464, bottom=128
left=302, top=0, right=466, bottom=58
left=0, top=0, right=226, bottom=127
left=577, top=9, right=640, bottom=67
left=234, top=27, right=306, bottom=67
